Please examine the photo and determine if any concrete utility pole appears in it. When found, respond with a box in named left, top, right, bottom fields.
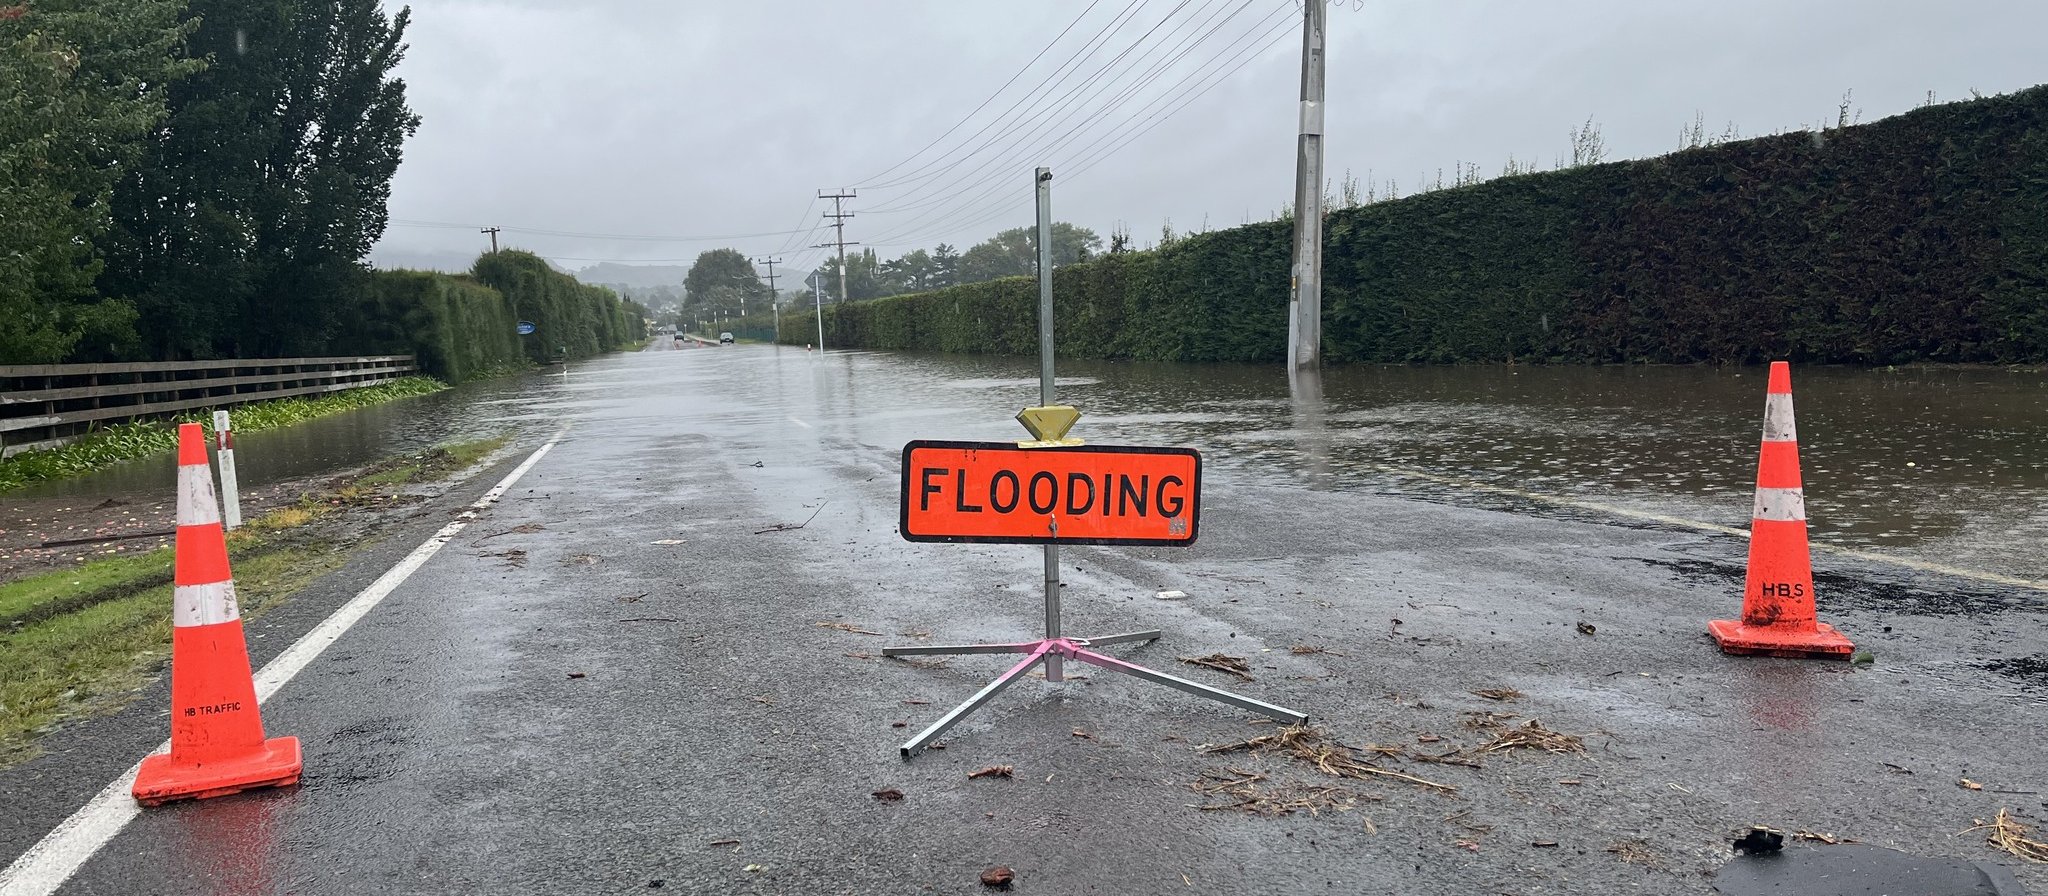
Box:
left=481, top=226, right=501, bottom=253
left=1034, top=167, right=1062, bottom=682
left=818, top=189, right=859, bottom=303
left=1287, top=0, right=1327, bottom=372
left=813, top=276, right=825, bottom=351
left=755, top=256, right=781, bottom=341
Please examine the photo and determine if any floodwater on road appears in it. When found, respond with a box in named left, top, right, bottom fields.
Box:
left=15, top=343, right=2046, bottom=585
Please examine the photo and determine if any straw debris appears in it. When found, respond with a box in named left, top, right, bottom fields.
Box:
left=1202, top=724, right=1455, bottom=794
left=1471, top=687, right=1523, bottom=701
left=1179, top=653, right=1254, bottom=681
left=816, top=621, right=884, bottom=635
left=1189, top=767, right=1374, bottom=817
left=1968, top=809, right=2048, bottom=863
left=1461, top=712, right=1587, bottom=756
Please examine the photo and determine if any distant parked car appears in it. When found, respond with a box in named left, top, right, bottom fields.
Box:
left=719, top=332, right=734, bottom=344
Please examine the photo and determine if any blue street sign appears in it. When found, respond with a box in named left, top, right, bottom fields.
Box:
left=517, top=321, right=536, bottom=335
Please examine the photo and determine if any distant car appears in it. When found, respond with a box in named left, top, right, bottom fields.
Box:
left=718, top=332, right=734, bottom=344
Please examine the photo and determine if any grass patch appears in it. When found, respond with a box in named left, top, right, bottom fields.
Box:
left=0, top=532, right=342, bottom=766
left=351, top=435, right=508, bottom=489
left=0, top=376, right=448, bottom=494
left=0, top=432, right=508, bottom=766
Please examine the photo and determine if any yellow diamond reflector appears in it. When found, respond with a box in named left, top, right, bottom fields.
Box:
left=1016, top=405, right=1081, bottom=443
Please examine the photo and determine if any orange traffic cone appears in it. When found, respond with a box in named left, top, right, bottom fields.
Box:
left=1708, top=362, right=1855, bottom=659
left=132, top=423, right=302, bottom=805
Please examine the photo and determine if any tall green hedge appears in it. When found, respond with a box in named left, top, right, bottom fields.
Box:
left=788, top=86, right=2048, bottom=365
left=471, top=251, right=644, bottom=365
left=357, top=270, right=524, bottom=382
left=353, top=258, right=644, bottom=382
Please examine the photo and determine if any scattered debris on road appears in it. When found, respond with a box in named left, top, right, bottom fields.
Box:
left=755, top=501, right=826, bottom=534
left=1969, top=808, right=2048, bottom=863
left=615, top=617, right=678, bottom=623
left=1462, top=714, right=1587, bottom=756
left=979, top=866, right=1014, bottom=889
left=1576, top=621, right=1597, bottom=635
left=1203, top=725, right=1454, bottom=794
left=1607, top=839, right=1659, bottom=866
left=1188, top=767, right=1371, bottom=817
left=871, top=788, right=904, bottom=801
left=473, top=522, right=545, bottom=543
left=1960, top=777, right=1984, bottom=790
left=648, top=538, right=685, bottom=545
left=1155, top=589, right=1187, bottom=600
left=1793, top=830, right=1852, bottom=845
left=707, top=839, right=739, bottom=847
left=1471, top=687, right=1523, bottom=701
left=1179, top=653, right=1254, bottom=681
left=1290, top=644, right=1345, bottom=656
left=481, top=548, right=527, bottom=567
left=566, top=672, right=586, bottom=680
left=816, top=621, right=883, bottom=635
left=968, top=765, right=1014, bottom=779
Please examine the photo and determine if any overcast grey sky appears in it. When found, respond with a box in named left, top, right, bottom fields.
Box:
left=366, top=0, right=2048, bottom=280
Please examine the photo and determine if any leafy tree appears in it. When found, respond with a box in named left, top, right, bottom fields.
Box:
left=0, top=0, right=197, bottom=363
left=929, top=243, right=960, bottom=288
left=956, top=223, right=1101, bottom=284
left=881, top=248, right=936, bottom=293
left=683, top=248, right=769, bottom=317
left=817, top=249, right=885, bottom=300
left=104, top=0, right=420, bottom=359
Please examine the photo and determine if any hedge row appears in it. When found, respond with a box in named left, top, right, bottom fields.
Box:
left=785, top=86, right=2048, bottom=365
left=354, top=253, right=644, bottom=382
left=471, top=251, right=644, bottom=366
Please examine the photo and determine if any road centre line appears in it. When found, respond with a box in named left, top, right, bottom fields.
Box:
left=1372, top=463, right=2048, bottom=592
left=0, top=434, right=564, bottom=896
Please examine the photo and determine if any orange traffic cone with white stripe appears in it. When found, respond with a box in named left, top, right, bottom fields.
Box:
left=132, top=423, right=302, bottom=806
left=1707, top=362, right=1855, bottom=659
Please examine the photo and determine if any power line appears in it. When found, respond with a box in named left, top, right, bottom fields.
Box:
left=387, top=219, right=815, bottom=244
left=857, top=0, right=1151, bottom=192
left=865, top=0, right=1261, bottom=220
left=867, top=3, right=1293, bottom=248
left=862, top=0, right=1202, bottom=204
left=852, top=0, right=1111, bottom=188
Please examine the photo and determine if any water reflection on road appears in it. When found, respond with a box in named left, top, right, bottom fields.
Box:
left=19, top=344, right=2044, bottom=585
left=587, top=346, right=2046, bottom=585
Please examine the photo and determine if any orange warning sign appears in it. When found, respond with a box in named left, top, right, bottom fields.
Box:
left=901, top=440, right=1200, bottom=546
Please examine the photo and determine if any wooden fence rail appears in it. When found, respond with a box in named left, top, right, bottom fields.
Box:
left=0, top=355, right=417, bottom=458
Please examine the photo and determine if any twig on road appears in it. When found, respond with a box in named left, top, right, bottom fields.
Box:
left=755, top=501, right=827, bottom=535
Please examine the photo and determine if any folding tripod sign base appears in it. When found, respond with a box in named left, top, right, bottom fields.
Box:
left=889, top=437, right=1309, bottom=758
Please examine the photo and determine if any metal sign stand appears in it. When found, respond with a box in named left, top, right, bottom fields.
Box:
left=883, top=167, right=1307, bottom=759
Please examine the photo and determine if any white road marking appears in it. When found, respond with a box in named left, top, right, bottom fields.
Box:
left=0, top=435, right=562, bottom=896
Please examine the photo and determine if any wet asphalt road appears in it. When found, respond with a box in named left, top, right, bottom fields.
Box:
left=4, top=343, right=2046, bottom=895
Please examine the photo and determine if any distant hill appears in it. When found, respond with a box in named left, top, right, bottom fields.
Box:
left=573, top=262, right=692, bottom=289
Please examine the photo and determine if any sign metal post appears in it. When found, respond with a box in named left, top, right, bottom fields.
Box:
left=882, top=167, right=1307, bottom=758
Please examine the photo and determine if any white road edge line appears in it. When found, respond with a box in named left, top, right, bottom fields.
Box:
left=0, top=435, right=562, bottom=896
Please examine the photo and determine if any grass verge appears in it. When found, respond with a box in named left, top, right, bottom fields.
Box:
left=0, top=376, right=449, bottom=494
left=0, top=434, right=506, bottom=768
